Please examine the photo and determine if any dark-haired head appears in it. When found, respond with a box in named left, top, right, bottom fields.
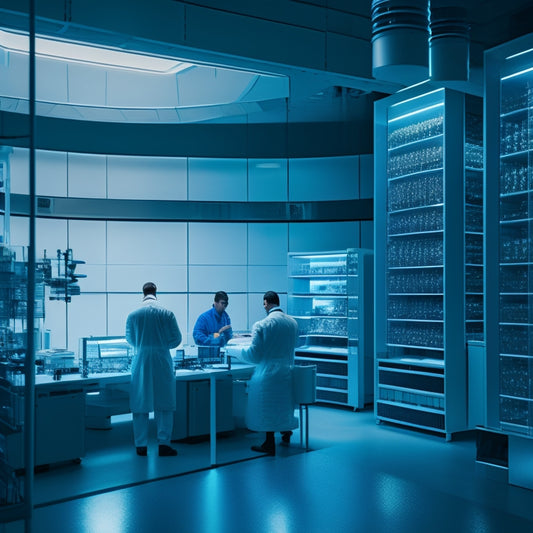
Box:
left=143, top=282, right=157, bottom=296
left=263, top=291, right=280, bottom=306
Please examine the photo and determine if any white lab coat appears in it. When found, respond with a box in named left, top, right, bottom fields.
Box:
left=237, top=307, right=299, bottom=432
left=126, top=295, right=182, bottom=413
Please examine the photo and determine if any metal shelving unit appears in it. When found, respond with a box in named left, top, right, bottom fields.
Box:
left=374, top=84, right=483, bottom=439
left=288, top=249, right=373, bottom=410
left=0, top=245, right=45, bottom=516
left=485, top=35, right=533, bottom=437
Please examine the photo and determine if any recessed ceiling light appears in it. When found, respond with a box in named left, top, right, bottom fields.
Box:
left=0, top=28, right=192, bottom=73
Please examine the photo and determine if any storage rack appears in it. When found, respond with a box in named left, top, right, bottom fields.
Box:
left=288, top=249, right=373, bottom=410
left=0, top=245, right=45, bottom=507
left=374, top=84, right=483, bottom=439
left=485, top=36, right=533, bottom=437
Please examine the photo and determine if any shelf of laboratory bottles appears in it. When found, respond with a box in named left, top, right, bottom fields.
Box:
left=288, top=253, right=356, bottom=277
left=288, top=277, right=352, bottom=296
left=295, top=316, right=348, bottom=337
left=387, top=111, right=443, bottom=149
left=499, top=323, right=533, bottom=356
left=500, top=395, right=533, bottom=435
left=289, top=295, right=348, bottom=317
left=499, top=221, right=533, bottom=263
left=387, top=321, right=444, bottom=350
left=387, top=170, right=443, bottom=212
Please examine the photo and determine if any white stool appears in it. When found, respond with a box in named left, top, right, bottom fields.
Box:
left=292, top=365, right=317, bottom=451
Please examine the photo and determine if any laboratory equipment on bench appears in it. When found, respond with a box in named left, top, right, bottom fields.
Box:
left=79, top=336, right=132, bottom=377
left=38, top=248, right=86, bottom=303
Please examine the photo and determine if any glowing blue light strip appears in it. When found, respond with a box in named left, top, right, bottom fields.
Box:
left=505, top=48, right=533, bottom=61
left=389, top=88, right=444, bottom=109
left=388, top=102, right=444, bottom=123
left=501, top=66, right=533, bottom=81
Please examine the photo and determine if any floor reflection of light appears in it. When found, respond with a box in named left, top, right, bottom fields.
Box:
left=466, top=508, right=492, bottom=533
left=267, top=502, right=290, bottom=533
left=376, top=473, right=408, bottom=519
left=79, top=492, right=130, bottom=533
left=202, top=470, right=222, bottom=532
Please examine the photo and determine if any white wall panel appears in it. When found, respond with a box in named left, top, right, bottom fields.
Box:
left=36, top=150, right=68, bottom=197
left=8, top=148, right=29, bottom=195
left=67, top=294, right=107, bottom=354
left=189, top=223, right=247, bottom=265
left=248, top=159, right=288, bottom=201
left=76, top=264, right=106, bottom=293
left=36, top=57, right=68, bottom=104
left=107, top=293, right=140, bottom=338
left=68, top=220, right=106, bottom=263
left=67, top=62, right=107, bottom=107
left=106, top=70, right=179, bottom=108
left=107, top=221, right=187, bottom=264
left=107, top=155, right=187, bottom=200
left=248, top=223, right=288, bottom=265
left=289, top=156, right=359, bottom=201
left=289, top=221, right=359, bottom=252
left=68, top=153, right=107, bottom=198
left=248, top=265, right=287, bottom=294
left=188, top=265, right=247, bottom=293
left=7, top=216, right=29, bottom=247
left=36, top=218, right=68, bottom=258
left=44, top=299, right=67, bottom=350
left=0, top=52, right=28, bottom=99
left=188, top=158, right=247, bottom=201
left=107, top=265, right=187, bottom=293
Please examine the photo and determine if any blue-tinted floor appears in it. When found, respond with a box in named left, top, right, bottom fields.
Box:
left=30, top=407, right=533, bottom=533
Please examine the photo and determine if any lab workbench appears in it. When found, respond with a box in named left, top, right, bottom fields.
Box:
left=1, top=364, right=255, bottom=471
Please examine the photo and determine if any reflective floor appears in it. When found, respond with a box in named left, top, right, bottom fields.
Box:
left=31, top=407, right=533, bottom=533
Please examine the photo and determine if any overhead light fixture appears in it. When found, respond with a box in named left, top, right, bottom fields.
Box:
left=0, top=28, right=192, bottom=74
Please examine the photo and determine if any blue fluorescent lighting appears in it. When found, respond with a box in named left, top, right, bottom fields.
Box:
left=388, top=102, right=444, bottom=123
left=501, top=66, right=533, bottom=81
left=0, top=29, right=192, bottom=73
left=505, top=48, right=533, bottom=61
left=389, top=88, right=443, bottom=109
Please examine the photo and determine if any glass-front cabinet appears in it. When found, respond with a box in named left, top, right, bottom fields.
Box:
left=485, top=35, right=533, bottom=436
left=288, top=249, right=373, bottom=410
left=0, top=245, right=45, bottom=516
left=374, top=84, right=483, bottom=439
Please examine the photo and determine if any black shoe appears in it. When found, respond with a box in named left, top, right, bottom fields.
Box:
left=136, top=446, right=147, bottom=456
left=280, top=431, right=293, bottom=446
left=251, top=443, right=275, bottom=456
left=159, top=444, right=178, bottom=456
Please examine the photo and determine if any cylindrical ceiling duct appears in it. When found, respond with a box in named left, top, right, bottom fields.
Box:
left=371, top=0, right=430, bottom=85
left=429, top=6, right=470, bottom=81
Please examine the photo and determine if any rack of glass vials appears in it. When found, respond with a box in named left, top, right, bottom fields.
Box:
left=485, top=35, right=533, bottom=436
left=374, top=83, right=483, bottom=439
left=288, top=249, right=373, bottom=410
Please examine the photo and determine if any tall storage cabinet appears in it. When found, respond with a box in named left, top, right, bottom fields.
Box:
left=288, top=249, right=373, bottom=410
left=374, top=84, right=483, bottom=439
left=485, top=35, right=533, bottom=437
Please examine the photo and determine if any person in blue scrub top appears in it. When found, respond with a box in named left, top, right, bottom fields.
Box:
left=193, top=291, right=233, bottom=347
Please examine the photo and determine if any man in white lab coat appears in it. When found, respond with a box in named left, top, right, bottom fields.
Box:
left=126, top=282, right=182, bottom=457
left=237, top=290, right=299, bottom=456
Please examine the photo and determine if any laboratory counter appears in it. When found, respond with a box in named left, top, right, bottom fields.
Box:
left=1, top=363, right=255, bottom=470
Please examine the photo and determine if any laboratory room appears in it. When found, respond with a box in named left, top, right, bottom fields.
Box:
left=2, top=1, right=533, bottom=532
